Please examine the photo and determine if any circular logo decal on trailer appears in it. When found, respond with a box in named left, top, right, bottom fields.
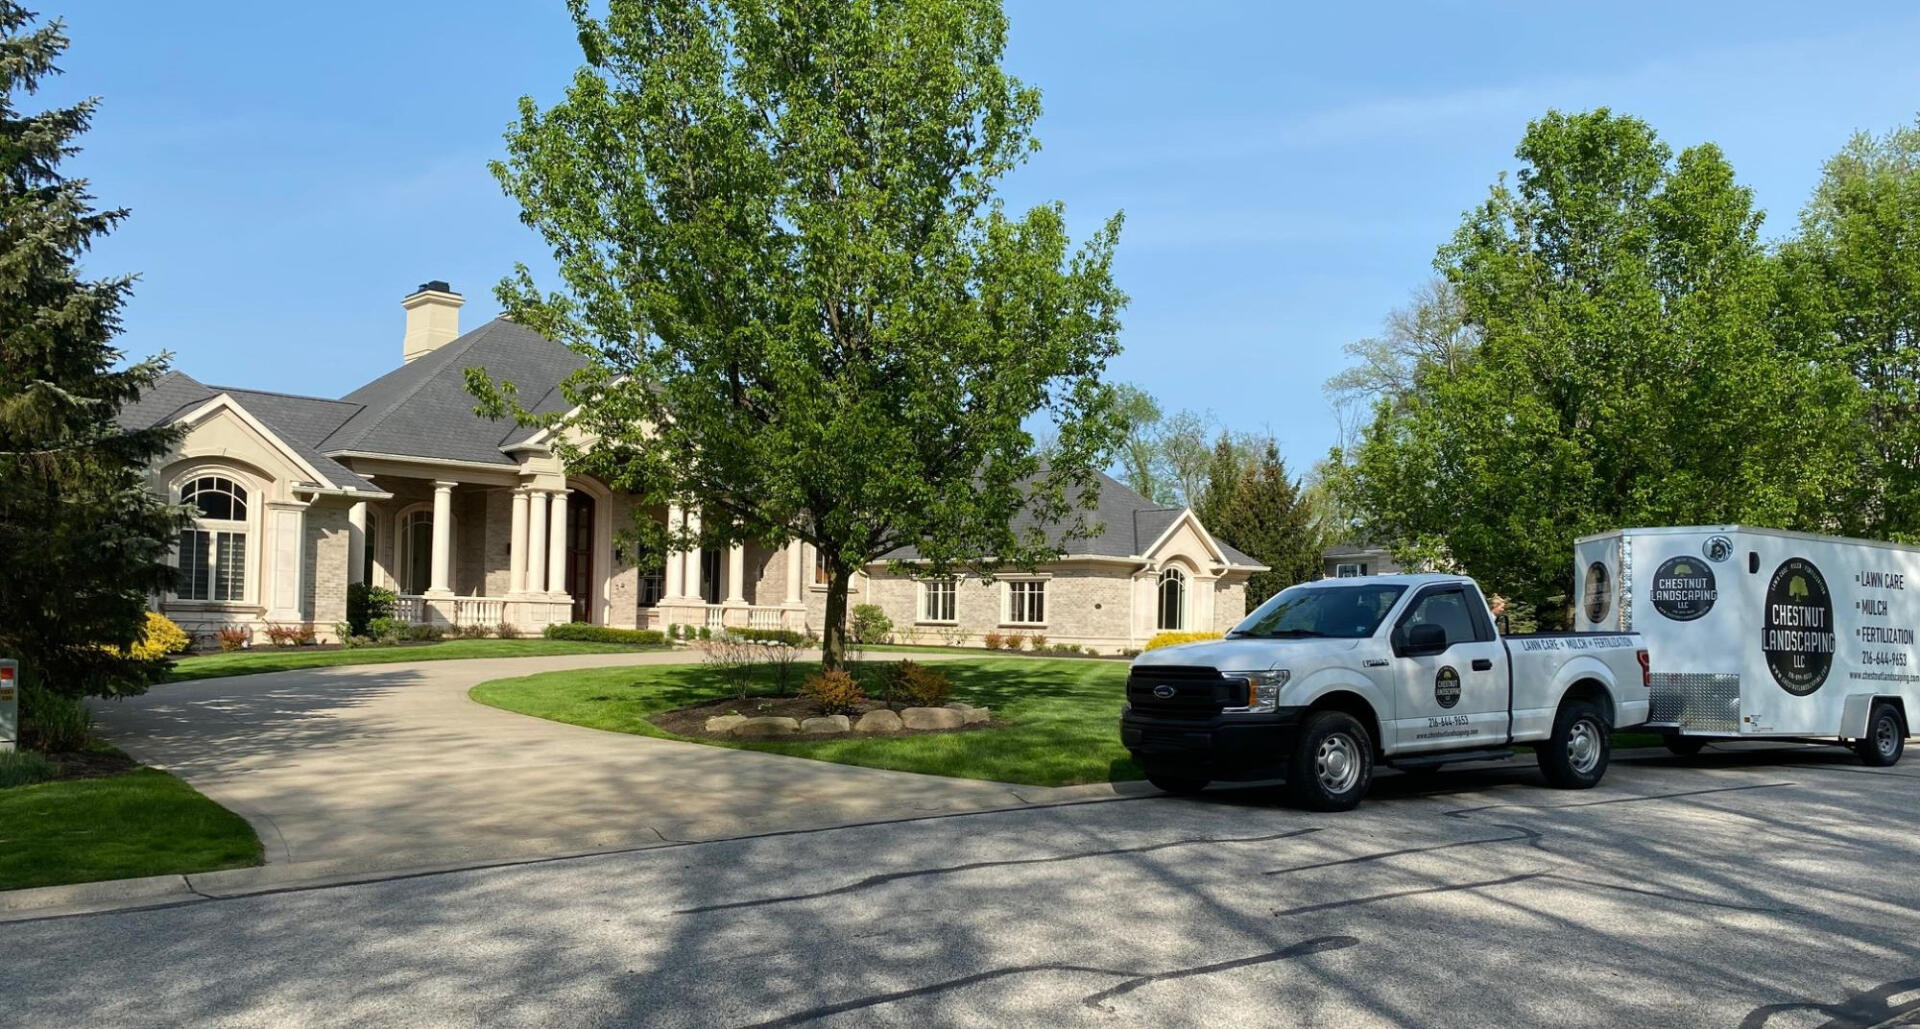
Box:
left=1651, top=556, right=1717, bottom=621
left=1435, top=666, right=1461, bottom=709
left=1763, top=557, right=1836, bottom=696
left=1703, top=535, right=1734, bottom=563
left=1583, top=562, right=1611, bottom=624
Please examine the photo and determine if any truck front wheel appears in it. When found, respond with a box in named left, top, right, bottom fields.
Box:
left=1539, top=701, right=1610, bottom=789
left=1855, top=704, right=1906, bottom=767
left=1286, top=711, right=1373, bottom=812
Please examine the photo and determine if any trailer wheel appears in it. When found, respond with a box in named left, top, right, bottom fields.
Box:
left=1539, top=700, right=1610, bottom=789
left=1855, top=704, right=1906, bottom=768
left=1286, top=710, right=1373, bottom=812
left=1144, top=768, right=1211, bottom=795
left=1662, top=736, right=1706, bottom=758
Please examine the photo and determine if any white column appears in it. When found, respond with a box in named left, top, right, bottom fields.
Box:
left=346, top=502, right=367, bottom=586
left=726, top=543, right=747, bottom=604
left=508, top=490, right=530, bottom=594
left=686, top=509, right=705, bottom=603
left=663, top=504, right=685, bottom=598
left=784, top=540, right=803, bottom=604
left=526, top=490, right=549, bottom=597
left=428, top=481, right=455, bottom=595
left=547, top=490, right=570, bottom=595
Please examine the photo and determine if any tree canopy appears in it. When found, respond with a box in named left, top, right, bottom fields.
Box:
left=1332, top=109, right=1862, bottom=623
left=482, top=0, right=1127, bottom=665
left=0, top=2, right=180, bottom=697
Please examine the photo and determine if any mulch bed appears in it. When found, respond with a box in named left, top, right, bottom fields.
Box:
left=652, top=696, right=1002, bottom=739
left=44, top=748, right=140, bottom=781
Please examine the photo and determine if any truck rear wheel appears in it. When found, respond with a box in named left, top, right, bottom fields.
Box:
left=1286, top=711, right=1373, bottom=812
left=1855, top=704, right=1906, bottom=767
left=1538, top=700, right=1610, bottom=789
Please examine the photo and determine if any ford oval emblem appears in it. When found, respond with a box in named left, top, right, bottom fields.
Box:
left=1152, top=684, right=1176, bottom=699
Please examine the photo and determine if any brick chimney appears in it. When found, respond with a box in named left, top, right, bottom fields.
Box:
left=401, top=280, right=464, bottom=363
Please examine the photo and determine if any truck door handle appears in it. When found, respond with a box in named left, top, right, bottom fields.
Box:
left=1472, top=659, right=1493, bottom=671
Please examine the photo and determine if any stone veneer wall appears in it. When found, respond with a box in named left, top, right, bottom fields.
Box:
left=305, top=505, right=351, bottom=639
left=1213, top=581, right=1249, bottom=633
left=606, top=491, right=642, bottom=628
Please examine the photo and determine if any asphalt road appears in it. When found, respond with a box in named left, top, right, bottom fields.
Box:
left=4, top=745, right=1917, bottom=1028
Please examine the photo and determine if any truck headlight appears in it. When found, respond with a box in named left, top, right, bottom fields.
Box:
left=1224, top=669, right=1290, bottom=713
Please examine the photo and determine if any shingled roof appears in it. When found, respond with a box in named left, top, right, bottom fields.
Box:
left=118, top=371, right=380, bottom=494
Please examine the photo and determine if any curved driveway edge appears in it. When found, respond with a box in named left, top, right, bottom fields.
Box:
left=48, top=652, right=1135, bottom=914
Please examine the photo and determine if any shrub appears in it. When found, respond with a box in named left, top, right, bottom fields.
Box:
left=800, top=669, right=867, bottom=716
left=339, top=634, right=376, bottom=649
left=405, top=623, right=445, bottom=642
left=1144, top=631, right=1223, bottom=651
left=128, top=612, right=191, bottom=659
left=1005, top=633, right=1026, bottom=652
left=850, top=604, right=892, bottom=645
left=1027, top=633, right=1046, bottom=651
left=495, top=621, right=521, bottom=639
left=216, top=624, right=251, bottom=652
left=0, top=749, right=56, bottom=789
left=542, top=623, right=668, bottom=646
left=698, top=625, right=712, bottom=641
left=732, top=627, right=807, bottom=647
left=366, top=617, right=407, bottom=644
left=449, top=623, right=491, bottom=639
left=20, top=681, right=92, bottom=752
left=982, top=630, right=1005, bottom=651
left=264, top=623, right=302, bottom=647
left=346, top=583, right=397, bottom=637
left=898, top=662, right=952, bottom=707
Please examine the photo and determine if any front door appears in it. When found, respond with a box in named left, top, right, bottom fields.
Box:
left=565, top=493, right=595, bottom=623
left=1390, top=583, right=1508, bottom=752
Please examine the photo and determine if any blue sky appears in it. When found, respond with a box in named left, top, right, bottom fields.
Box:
left=45, top=1, right=1920, bottom=467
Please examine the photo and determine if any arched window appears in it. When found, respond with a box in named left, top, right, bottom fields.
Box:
left=177, top=475, right=249, bottom=601
left=1157, top=567, right=1187, bottom=631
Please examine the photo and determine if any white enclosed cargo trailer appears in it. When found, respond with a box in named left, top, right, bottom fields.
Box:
left=1574, top=525, right=1913, bottom=765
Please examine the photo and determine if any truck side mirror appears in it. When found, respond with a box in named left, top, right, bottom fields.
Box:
left=1401, top=623, right=1447, bottom=657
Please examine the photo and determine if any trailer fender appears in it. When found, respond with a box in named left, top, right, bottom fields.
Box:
left=1840, top=694, right=1906, bottom=741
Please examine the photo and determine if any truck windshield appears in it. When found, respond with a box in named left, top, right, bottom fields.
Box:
left=1228, top=582, right=1408, bottom=640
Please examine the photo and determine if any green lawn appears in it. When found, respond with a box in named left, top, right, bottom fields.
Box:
left=471, top=658, right=1141, bottom=787
left=0, top=763, right=262, bottom=892
left=170, top=638, right=668, bottom=682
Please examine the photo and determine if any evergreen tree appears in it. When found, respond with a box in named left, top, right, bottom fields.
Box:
left=0, top=3, right=180, bottom=698
left=1207, top=440, right=1322, bottom=607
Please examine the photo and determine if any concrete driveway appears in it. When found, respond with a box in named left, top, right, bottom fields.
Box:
left=4, top=744, right=1915, bottom=1026
left=83, top=652, right=1114, bottom=886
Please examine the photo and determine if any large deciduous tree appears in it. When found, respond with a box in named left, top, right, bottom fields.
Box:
left=0, top=3, right=180, bottom=697
left=1780, top=119, right=1920, bottom=539
left=484, top=0, right=1127, bottom=666
left=1340, top=109, right=1859, bottom=623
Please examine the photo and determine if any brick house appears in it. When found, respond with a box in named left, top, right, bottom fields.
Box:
left=123, top=282, right=1265, bottom=653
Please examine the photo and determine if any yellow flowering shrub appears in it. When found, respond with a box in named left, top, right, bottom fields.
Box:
left=1143, top=630, right=1223, bottom=652
left=128, top=611, right=192, bottom=659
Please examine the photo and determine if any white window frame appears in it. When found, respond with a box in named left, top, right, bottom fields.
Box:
left=1003, top=578, right=1047, bottom=626
left=918, top=578, right=958, bottom=625
left=394, top=504, right=441, bottom=596
left=1335, top=562, right=1364, bottom=578
left=172, top=471, right=256, bottom=605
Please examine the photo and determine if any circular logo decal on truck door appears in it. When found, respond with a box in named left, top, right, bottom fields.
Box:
left=1583, top=562, right=1611, bottom=624
left=1763, top=557, right=1835, bottom=696
left=1434, top=666, right=1461, bottom=709
left=1651, top=556, right=1717, bottom=621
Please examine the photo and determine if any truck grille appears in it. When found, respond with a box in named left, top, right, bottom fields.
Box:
left=1126, top=666, right=1244, bottom=717
left=1648, top=673, right=1740, bottom=733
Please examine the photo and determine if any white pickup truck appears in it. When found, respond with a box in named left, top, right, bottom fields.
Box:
left=1120, top=574, right=1651, bottom=810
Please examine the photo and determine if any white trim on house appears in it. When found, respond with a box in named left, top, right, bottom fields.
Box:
left=178, top=395, right=360, bottom=496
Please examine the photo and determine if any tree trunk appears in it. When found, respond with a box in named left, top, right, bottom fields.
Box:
left=821, top=561, right=853, bottom=670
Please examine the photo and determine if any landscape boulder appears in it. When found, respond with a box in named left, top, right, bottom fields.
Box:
left=801, top=715, right=852, bottom=735
left=946, top=703, right=991, bottom=725
left=704, top=714, right=747, bottom=734
left=853, top=709, right=904, bottom=733
left=732, top=716, right=801, bottom=735
left=900, top=706, right=966, bottom=731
